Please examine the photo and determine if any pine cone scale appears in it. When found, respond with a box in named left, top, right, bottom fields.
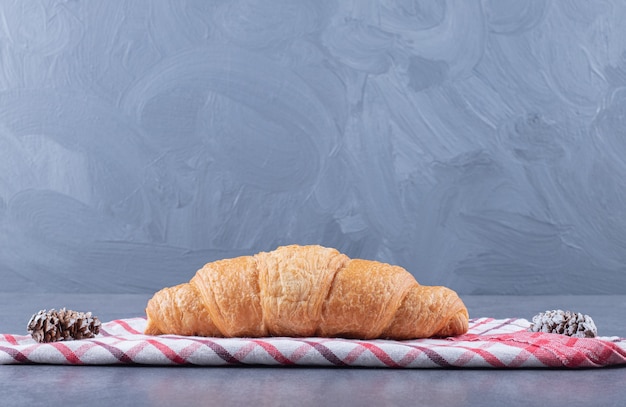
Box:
left=27, top=308, right=101, bottom=343
left=528, top=309, right=597, bottom=338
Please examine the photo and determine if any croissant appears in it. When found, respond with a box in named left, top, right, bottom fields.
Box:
left=144, top=245, right=469, bottom=340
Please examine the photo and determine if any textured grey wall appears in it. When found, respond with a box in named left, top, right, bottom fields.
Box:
left=1, top=1, right=625, bottom=295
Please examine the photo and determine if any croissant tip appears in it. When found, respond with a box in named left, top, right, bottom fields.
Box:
left=447, top=310, right=470, bottom=336
left=144, top=317, right=161, bottom=335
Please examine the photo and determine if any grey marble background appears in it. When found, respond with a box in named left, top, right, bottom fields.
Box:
left=1, top=0, right=625, bottom=295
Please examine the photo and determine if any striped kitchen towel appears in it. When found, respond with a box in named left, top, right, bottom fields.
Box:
left=1, top=317, right=625, bottom=368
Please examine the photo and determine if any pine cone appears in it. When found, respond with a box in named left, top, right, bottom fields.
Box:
left=527, top=309, right=597, bottom=338
left=27, top=308, right=101, bottom=343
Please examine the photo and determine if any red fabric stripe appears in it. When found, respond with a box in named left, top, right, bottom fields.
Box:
left=112, top=319, right=142, bottom=335
left=2, top=335, right=19, bottom=346
left=600, top=340, right=626, bottom=366
left=343, top=344, right=368, bottom=364
left=90, top=340, right=141, bottom=364
left=508, top=348, right=534, bottom=367
left=232, top=342, right=257, bottom=360
left=146, top=339, right=188, bottom=364
left=199, top=339, right=241, bottom=364
left=178, top=342, right=203, bottom=360
left=461, top=347, right=507, bottom=368
left=52, top=343, right=83, bottom=364
left=300, top=340, right=348, bottom=366
left=466, top=318, right=494, bottom=332
left=0, top=345, right=30, bottom=363
left=453, top=348, right=483, bottom=366
left=252, top=340, right=295, bottom=365
left=401, top=343, right=454, bottom=367
left=358, top=343, right=402, bottom=367
left=465, top=318, right=518, bottom=336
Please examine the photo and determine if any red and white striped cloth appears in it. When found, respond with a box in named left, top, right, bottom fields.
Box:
left=2, top=317, right=625, bottom=368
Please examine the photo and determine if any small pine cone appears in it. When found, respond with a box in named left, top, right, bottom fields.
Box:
left=527, top=309, right=597, bottom=338
left=27, top=308, right=101, bottom=343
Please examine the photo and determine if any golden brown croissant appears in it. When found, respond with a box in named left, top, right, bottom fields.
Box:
left=144, top=245, right=469, bottom=340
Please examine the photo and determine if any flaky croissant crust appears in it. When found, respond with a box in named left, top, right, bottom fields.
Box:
left=145, top=245, right=469, bottom=340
